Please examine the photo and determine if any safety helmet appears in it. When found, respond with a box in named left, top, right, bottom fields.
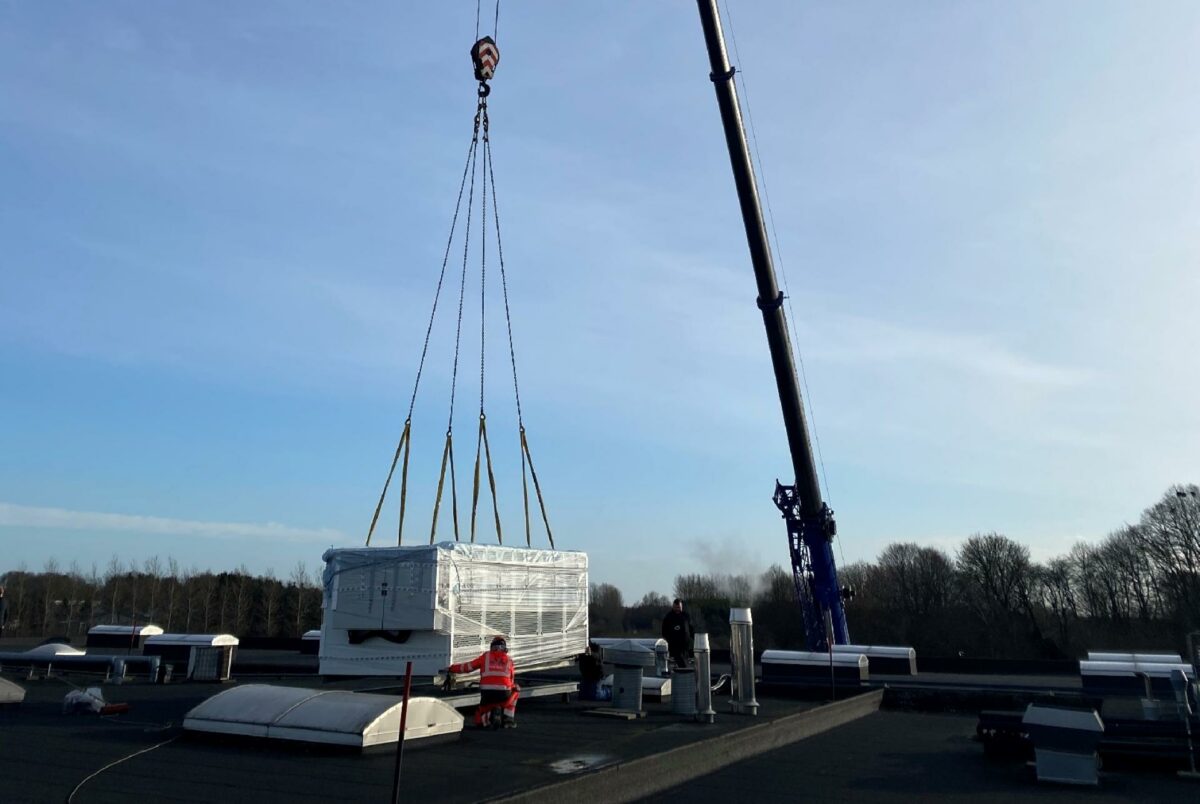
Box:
left=490, top=635, right=508, bottom=653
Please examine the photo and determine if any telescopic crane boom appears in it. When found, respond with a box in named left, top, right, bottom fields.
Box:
left=695, top=0, right=850, bottom=650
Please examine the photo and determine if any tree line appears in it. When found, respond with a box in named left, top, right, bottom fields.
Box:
left=4, top=484, right=1196, bottom=657
left=589, top=484, right=1200, bottom=658
left=0, top=556, right=323, bottom=639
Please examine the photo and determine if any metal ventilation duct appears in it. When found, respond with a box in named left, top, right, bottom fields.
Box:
left=728, top=608, right=758, bottom=715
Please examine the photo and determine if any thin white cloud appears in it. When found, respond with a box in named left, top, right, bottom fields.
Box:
left=814, top=314, right=1094, bottom=390
left=0, top=502, right=344, bottom=544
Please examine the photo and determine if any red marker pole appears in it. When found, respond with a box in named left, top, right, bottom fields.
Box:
left=390, top=661, right=414, bottom=804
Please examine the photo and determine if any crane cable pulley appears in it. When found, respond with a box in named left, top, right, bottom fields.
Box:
left=366, top=14, right=554, bottom=550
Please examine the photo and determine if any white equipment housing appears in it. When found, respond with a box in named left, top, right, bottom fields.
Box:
left=183, top=684, right=463, bottom=748
left=832, top=644, right=917, bottom=675
left=320, top=542, right=588, bottom=677
left=145, top=633, right=239, bottom=681
left=86, top=624, right=164, bottom=650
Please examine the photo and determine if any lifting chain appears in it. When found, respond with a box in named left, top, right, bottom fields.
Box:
left=369, top=1, right=556, bottom=551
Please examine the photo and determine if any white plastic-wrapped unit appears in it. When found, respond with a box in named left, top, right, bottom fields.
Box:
left=320, top=542, right=588, bottom=677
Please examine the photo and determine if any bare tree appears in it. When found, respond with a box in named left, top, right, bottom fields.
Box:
left=65, top=560, right=83, bottom=636
left=164, top=557, right=180, bottom=631
left=182, top=564, right=198, bottom=632
left=291, top=562, right=309, bottom=636
left=144, top=556, right=163, bottom=624
left=234, top=565, right=252, bottom=636
left=876, top=542, right=956, bottom=621
left=127, top=559, right=141, bottom=627
left=1036, top=557, right=1077, bottom=646
left=88, top=562, right=101, bottom=629
left=263, top=568, right=280, bottom=638
left=589, top=583, right=625, bottom=634
left=41, top=558, right=60, bottom=636
left=673, top=574, right=722, bottom=602
left=106, top=555, right=122, bottom=624
left=12, top=562, right=29, bottom=634
left=198, top=573, right=217, bottom=632
left=957, top=533, right=1031, bottom=621
left=1135, top=485, right=1200, bottom=624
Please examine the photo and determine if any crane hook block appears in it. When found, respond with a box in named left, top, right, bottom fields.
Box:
left=472, top=36, right=500, bottom=83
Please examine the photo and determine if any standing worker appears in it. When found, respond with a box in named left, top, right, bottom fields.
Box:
left=576, top=641, right=610, bottom=701
left=662, top=598, right=693, bottom=669
left=445, top=635, right=520, bottom=728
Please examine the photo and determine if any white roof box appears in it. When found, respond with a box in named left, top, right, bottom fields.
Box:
left=184, top=684, right=462, bottom=748
left=762, top=650, right=869, bottom=669
left=145, top=633, right=239, bottom=648
left=23, top=643, right=86, bottom=658
left=832, top=644, right=914, bottom=660
left=87, top=624, right=164, bottom=637
left=1086, top=652, right=1182, bottom=664
left=1079, top=660, right=1194, bottom=679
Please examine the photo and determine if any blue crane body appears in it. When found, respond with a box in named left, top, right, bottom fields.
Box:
left=695, top=0, right=851, bottom=650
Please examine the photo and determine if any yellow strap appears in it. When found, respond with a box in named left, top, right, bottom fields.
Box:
left=480, top=418, right=503, bottom=544
left=470, top=416, right=485, bottom=543
left=448, top=437, right=461, bottom=542
left=522, top=428, right=554, bottom=549
left=397, top=420, right=412, bottom=546
left=519, top=429, right=531, bottom=547
left=430, top=431, right=454, bottom=544
left=470, top=414, right=504, bottom=544
left=366, top=420, right=410, bottom=546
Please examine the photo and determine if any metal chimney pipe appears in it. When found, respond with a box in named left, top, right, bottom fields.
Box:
left=694, top=632, right=716, bottom=723
left=728, top=608, right=759, bottom=715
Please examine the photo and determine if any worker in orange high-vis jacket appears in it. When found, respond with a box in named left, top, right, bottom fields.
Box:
left=445, top=635, right=520, bottom=728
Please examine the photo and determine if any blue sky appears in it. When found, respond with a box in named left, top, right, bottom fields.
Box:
left=2, top=1, right=1198, bottom=599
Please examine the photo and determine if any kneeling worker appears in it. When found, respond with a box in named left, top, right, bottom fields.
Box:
left=446, top=635, right=520, bottom=728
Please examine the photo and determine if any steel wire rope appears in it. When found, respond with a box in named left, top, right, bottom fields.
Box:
left=721, top=0, right=844, bottom=567
left=471, top=100, right=504, bottom=545
left=365, top=124, right=480, bottom=547
left=476, top=0, right=500, bottom=41
left=484, top=137, right=524, bottom=428
left=479, top=109, right=489, bottom=417
left=448, top=126, right=481, bottom=433
left=484, top=135, right=553, bottom=548
left=431, top=109, right=484, bottom=545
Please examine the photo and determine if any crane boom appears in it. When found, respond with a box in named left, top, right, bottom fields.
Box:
left=695, top=0, right=849, bottom=650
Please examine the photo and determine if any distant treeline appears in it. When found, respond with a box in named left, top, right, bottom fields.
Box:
left=4, top=484, right=1196, bottom=657
left=589, top=484, right=1200, bottom=658
left=0, top=557, right=323, bottom=639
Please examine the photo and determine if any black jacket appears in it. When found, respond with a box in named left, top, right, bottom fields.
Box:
left=661, top=609, right=692, bottom=649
